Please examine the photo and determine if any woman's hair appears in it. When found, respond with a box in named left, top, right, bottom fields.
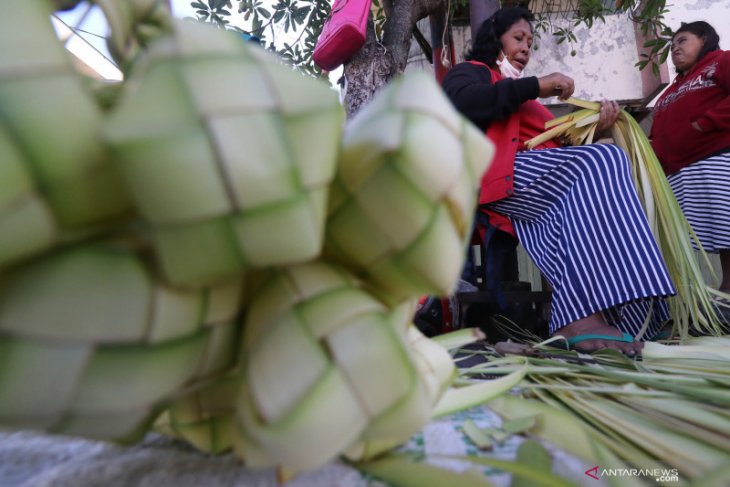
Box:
left=673, top=21, right=721, bottom=69
left=465, top=7, right=534, bottom=67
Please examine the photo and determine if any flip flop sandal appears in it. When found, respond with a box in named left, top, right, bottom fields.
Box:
left=566, top=332, right=640, bottom=356
left=566, top=332, right=634, bottom=346
left=567, top=331, right=639, bottom=356
left=539, top=332, right=635, bottom=354
left=651, top=326, right=673, bottom=341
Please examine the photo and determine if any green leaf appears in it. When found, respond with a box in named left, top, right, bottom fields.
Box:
left=512, top=440, right=552, bottom=487
left=660, top=47, right=670, bottom=64
left=502, top=415, right=539, bottom=435
left=439, top=453, right=577, bottom=487
left=483, top=428, right=510, bottom=444
left=462, top=419, right=493, bottom=450
left=354, top=455, right=496, bottom=487
left=251, top=16, right=262, bottom=33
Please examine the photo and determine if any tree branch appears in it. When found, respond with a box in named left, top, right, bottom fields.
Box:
left=382, top=0, right=444, bottom=71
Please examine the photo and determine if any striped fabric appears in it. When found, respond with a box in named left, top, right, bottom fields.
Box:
left=488, top=144, right=676, bottom=339
left=667, top=152, right=730, bottom=253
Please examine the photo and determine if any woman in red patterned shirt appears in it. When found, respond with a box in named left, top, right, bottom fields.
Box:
left=651, top=21, right=730, bottom=315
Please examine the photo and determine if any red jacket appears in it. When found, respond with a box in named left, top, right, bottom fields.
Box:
left=651, top=50, right=730, bottom=174
left=480, top=66, right=559, bottom=204
left=460, top=61, right=560, bottom=235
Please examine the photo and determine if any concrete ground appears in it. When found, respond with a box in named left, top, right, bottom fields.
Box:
left=0, top=405, right=594, bottom=487
left=0, top=431, right=368, bottom=487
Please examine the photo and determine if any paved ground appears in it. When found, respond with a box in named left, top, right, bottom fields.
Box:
left=0, top=405, right=596, bottom=487
left=0, top=431, right=368, bottom=487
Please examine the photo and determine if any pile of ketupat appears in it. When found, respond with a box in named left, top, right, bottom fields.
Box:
left=4, top=1, right=729, bottom=484
left=0, top=0, right=504, bottom=476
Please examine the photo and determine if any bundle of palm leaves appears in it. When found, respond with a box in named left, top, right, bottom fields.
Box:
left=448, top=336, right=730, bottom=486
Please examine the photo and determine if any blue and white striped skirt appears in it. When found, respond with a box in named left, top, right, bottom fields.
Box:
left=667, top=152, right=730, bottom=253
left=488, top=144, right=676, bottom=339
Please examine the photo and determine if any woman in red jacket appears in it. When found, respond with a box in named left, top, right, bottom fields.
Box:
left=442, top=7, right=676, bottom=354
left=651, top=21, right=730, bottom=312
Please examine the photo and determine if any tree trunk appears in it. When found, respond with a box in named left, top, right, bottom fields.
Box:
left=342, top=22, right=398, bottom=118
left=342, top=0, right=445, bottom=117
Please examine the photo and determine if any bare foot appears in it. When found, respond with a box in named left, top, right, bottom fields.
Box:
left=553, top=313, right=643, bottom=355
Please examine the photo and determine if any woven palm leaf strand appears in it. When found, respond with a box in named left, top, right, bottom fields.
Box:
left=0, top=243, right=244, bottom=441
left=0, top=0, right=131, bottom=271
left=155, top=372, right=240, bottom=454
left=233, top=261, right=448, bottom=472
left=94, top=0, right=175, bottom=72
left=103, top=19, right=344, bottom=288
left=326, top=72, right=495, bottom=305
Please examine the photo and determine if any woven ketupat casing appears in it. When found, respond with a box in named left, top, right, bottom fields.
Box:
left=104, top=19, right=344, bottom=288
left=233, top=261, right=435, bottom=471
left=0, top=244, right=244, bottom=441
left=155, top=372, right=239, bottom=454
left=325, top=72, right=495, bottom=304
left=0, top=1, right=130, bottom=271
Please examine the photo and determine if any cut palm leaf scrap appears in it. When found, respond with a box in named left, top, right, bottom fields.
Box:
left=354, top=451, right=578, bottom=487
left=455, top=338, right=730, bottom=481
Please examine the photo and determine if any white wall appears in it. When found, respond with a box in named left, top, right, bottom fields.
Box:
left=525, top=13, right=646, bottom=104
left=418, top=1, right=730, bottom=107
left=663, top=0, right=730, bottom=68
left=411, top=13, right=659, bottom=108
left=527, top=1, right=730, bottom=104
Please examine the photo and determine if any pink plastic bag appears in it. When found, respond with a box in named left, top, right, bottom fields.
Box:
left=313, top=0, right=371, bottom=71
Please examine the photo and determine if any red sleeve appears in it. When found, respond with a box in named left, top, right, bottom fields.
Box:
left=693, top=51, right=730, bottom=132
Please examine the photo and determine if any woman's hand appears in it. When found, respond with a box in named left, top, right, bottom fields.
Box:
left=596, top=100, right=620, bottom=131
left=537, top=73, right=575, bottom=100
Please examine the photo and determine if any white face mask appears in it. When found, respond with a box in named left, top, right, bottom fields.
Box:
left=496, top=51, right=524, bottom=79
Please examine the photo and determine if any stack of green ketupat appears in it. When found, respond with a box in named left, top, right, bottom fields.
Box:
left=0, top=0, right=496, bottom=475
